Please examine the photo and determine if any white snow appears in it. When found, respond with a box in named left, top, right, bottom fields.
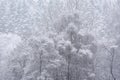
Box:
left=0, top=33, right=22, bottom=57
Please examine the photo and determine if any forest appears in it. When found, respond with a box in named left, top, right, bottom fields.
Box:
left=0, top=0, right=120, bottom=80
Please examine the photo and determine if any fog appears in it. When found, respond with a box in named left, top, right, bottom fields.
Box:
left=0, top=0, right=120, bottom=80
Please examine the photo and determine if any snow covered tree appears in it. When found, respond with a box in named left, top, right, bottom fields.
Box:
left=53, top=13, right=97, bottom=80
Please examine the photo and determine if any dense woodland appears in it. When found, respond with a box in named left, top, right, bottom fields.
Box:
left=0, top=0, right=120, bottom=80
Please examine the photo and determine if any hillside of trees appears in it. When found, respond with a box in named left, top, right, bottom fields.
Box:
left=0, top=0, right=120, bottom=80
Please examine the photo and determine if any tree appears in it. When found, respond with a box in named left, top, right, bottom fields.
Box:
left=53, top=13, right=97, bottom=80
